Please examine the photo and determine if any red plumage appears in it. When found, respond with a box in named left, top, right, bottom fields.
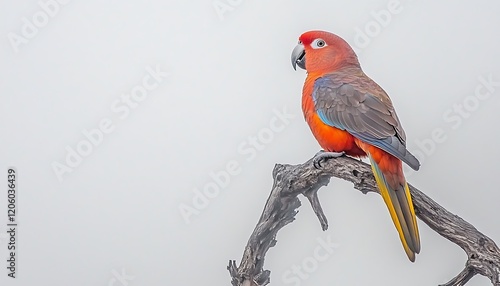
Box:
left=292, top=30, right=421, bottom=261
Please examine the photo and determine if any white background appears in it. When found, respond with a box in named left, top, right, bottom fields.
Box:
left=1, top=0, right=500, bottom=285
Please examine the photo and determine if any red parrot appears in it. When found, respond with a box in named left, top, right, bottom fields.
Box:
left=291, top=30, right=421, bottom=261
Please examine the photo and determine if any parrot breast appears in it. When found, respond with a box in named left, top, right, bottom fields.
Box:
left=302, top=78, right=366, bottom=157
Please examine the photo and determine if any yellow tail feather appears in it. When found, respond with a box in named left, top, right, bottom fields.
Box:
left=368, top=155, right=420, bottom=262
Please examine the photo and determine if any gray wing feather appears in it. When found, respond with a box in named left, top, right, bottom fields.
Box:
left=313, top=76, right=420, bottom=170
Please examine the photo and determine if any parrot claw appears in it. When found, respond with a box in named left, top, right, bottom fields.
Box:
left=313, top=151, right=345, bottom=169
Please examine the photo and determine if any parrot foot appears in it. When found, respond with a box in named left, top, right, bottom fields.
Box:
left=313, top=151, right=345, bottom=169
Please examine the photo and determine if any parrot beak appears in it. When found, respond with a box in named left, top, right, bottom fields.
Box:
left=291, top=43, right=306, bottom=70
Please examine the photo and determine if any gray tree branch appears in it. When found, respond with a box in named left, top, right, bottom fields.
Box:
left=227, top=152, right=500, bottom=286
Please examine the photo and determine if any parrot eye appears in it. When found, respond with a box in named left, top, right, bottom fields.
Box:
left=311, top=38, right=327, bottom=49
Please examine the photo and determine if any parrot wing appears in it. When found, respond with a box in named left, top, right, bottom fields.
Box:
left=312, top=74, right=420, bottom=171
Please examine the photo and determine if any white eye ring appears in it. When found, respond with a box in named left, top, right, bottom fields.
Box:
left=311, top=38, right=327, bottom=49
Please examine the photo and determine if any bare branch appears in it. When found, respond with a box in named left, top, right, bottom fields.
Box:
left=228, top=153, right=500, bottom=285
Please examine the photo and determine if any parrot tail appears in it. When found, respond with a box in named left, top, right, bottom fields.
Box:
left=368, top=154, right=421, bottom=262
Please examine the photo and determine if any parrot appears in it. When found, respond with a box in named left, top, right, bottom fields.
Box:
left=291, top=30, right=421, bottom=261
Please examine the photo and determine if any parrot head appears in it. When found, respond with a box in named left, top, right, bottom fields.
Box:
left=291, top=30, right=360, bottom=73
